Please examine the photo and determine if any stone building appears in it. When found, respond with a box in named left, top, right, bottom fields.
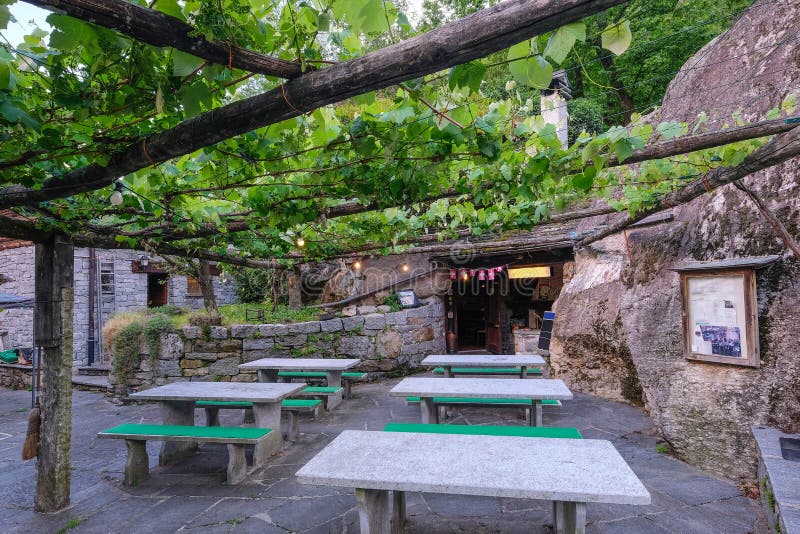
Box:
left=0, top=240, right=236, bottom=366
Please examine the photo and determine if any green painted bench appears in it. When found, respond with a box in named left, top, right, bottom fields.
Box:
left=432, top=367, right=543, bottom=377
left=405, top=396, right=561, bottom=426
left=294, top=386, right=345, bottom=410
left=195, top=399, right=321, bottom=441
left=277, top=371, right=367, bottom=398
left=383, top=422, right=582, bottom=439
left=98, top=423, right=273, bottom=485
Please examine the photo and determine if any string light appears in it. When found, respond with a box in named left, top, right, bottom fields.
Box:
left=296, top=236, right=305, bottom=247
left=401, top=263, right=409, bottom=272
left=353, top=260, right=362, bottom=270
left=109, top=182, right=124, bottom=206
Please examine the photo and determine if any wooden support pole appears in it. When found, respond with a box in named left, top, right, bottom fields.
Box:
left=34, top=235, right=74, bottom=513
left=732, top=180, right=800, bottom=260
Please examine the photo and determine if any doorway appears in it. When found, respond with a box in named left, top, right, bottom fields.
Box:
left=147, top=273, right=169, bottom=308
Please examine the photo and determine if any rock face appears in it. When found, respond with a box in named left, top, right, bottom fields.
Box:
left=550, top=0, right=800, bottom=482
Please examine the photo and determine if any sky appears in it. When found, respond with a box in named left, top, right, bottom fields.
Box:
left=3, top=3, right=51, bottom=46
left=3, top=0, right=428, bottom=48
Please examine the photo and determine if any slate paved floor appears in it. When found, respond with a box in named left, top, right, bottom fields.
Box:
left=0, top=377, right=766, bottom=533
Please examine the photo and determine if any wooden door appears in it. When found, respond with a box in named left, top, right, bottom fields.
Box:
left=147, top=273, right=169, bottom=307
left=485, top=289, right=502, bottom=353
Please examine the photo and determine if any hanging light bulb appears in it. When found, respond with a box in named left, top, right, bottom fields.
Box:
left=109, top=182, right=124, bottom=206
left=353, top=260, right=362, bottom=270
left=462, top=271, right=469, bottom=281
left=401, top=263, right=410, bottom=272
left=296, top=236, right=306, bottom=248
left=226, top=243, right=237, bottom=254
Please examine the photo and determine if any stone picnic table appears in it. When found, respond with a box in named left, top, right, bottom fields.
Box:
left=389, top=377, right=573, bottom=426
left=239, top=357, right=361, bottom=388
left=129, top=381, right=304, bottom=466
left=421, top=353, right=546, bottom=378
left=296, top=430, right=651, bottom=534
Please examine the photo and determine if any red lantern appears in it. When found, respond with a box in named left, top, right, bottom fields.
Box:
left=478, top=270, right=486, bottom=280
left=488, top=269, right=495, bottom=281
left=449, top=269, right=456, bottom=280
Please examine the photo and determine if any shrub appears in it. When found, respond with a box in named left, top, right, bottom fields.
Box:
left=230, top=267, right=286, bottom=304
left=381, top=292, right=403, bottom=312
left=188, top=310, right=223, bottom=328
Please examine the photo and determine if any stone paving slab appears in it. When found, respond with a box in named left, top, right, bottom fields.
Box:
left=0, top=375, right=766, bottom=533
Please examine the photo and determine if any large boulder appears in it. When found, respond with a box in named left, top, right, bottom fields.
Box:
left=550, top=0, right=800, bottom=482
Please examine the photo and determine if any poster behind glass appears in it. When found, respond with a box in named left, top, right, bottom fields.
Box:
left=686, top=275, right=748, bottom=359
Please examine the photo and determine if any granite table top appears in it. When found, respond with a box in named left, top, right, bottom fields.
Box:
left=239, top=358, right=361, bottom=372
left=389, top=377, right=573, bottom=400
left=129, top=382, right=305, bottom=403
left=421, top=354, right=546, bottom=367
left=296, top=430, right=651, bottom=505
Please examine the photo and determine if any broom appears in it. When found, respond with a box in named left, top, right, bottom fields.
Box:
left=22, top=348, right=40, bottom=460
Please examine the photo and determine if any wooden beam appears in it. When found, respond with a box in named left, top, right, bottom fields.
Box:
left=732, top=180, right=800, bottom=260
left=0, top=0, right=628, bottom=209
left=577, top=125, right=800, bottom=248
left=24, top=0, right=304, bottom=78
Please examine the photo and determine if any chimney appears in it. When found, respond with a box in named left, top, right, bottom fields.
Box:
left=540, top=70, right=572, bottom=149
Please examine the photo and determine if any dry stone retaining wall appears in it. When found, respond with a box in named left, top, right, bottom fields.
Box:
left=109, top=298, right=445, bottom=400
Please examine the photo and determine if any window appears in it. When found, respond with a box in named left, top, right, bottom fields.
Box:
left=186, top=276, right=203, bottom=297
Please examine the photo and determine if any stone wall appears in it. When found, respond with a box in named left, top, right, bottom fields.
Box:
left=0, top=363, right=32, bottom=390
left=549, top=1, right=800, bottom=483
left=0, top=245, right=236, bottom=366
left=109, top=298, right=445, bottom=399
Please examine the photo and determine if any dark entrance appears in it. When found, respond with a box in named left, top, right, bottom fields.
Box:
left=447, top=249, right=572, bottom=354
left=147, top=273, right=169, bottom=307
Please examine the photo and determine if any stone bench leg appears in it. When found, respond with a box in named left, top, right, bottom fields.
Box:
left=226, top=443, right=248, bottom=485
left=243, top=407, right=255, bottom=424
left=355, top=488, right=391, bottom=534
left=124, top=439, right=149, bottom=486
left=553, top=501, right=586, bottom=534
left=526, top=400, right=543, bottom=427
left=343, top=380, right=353, bottom=399
left=391, top=490, right=406, bottom=533
left=286, top=411, right=300, bottom=442
left=204, top=407, right=220, bottom=427
left=252, top=402, right=284, bottom=466
left=159, top=400, right=197, bottom=466
left=420, top=397, right=438, bottom=424
left=325, top=391, right=344, bottom=411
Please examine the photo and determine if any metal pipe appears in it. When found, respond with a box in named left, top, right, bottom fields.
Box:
left=87, top=248, right=96, bottom=366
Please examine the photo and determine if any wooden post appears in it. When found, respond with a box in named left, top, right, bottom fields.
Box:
left=34, top=235, right=74, bottom=512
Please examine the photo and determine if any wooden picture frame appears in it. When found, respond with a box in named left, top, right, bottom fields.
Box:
left=679, top=269, right=759, bottom=368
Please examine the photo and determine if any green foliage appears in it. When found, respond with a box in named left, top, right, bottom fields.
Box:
left=110, top=319, right=144, bottom=391
left=142, top=314, right=174, bottom=360
left=0, top=0, right=782, bottom=271
left=217, top=303, right=319, bottom=324
left=381, top=292, right=403, bottom=312
left=56, top=517, right=85, bottom=534
left=229, top=267, right=286, bottom=304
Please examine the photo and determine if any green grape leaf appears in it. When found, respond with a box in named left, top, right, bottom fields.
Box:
left=544, top=22, right=585, bottom=64
left=601, top=20, right=632, bottom=56
left=448, top=61, right=486, bottom=95
left=656, top=120, right=687, bottom=140
left=173, top=50, right=205, bottom=78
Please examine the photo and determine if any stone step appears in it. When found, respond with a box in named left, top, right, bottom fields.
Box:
left=72, top=374, right=109, bottom=392
left=77, top=365, right=111, bottom=376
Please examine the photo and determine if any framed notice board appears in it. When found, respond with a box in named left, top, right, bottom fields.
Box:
left=672, top=256, right=779, bottom=368
left=679, top=270, right=759, bottom=367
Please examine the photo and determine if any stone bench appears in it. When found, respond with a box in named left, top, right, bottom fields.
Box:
left=278, top=371, right=366, bottom=398
left=383, top=422, right=582, bottom=439
left=405, top=396, right=562, bottom=425
left=195, top=399, right=322, bottom=441
left=98, top=423, right=273, bottom=485
left=294, top=386, right=345, bottom=410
